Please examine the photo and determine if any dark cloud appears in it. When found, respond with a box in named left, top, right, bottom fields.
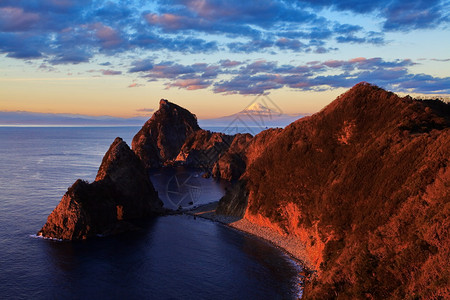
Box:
left=124, top=56, right=448, bottom=95
left=49, top=50, right=91, bottom=65
left=129, top=59, right=154, bottom=73
left=0, top=7, right=40, bottom=32
left=195, top=57, right=447, bottom=95
left=382, top=0, right=445, bottom=31
left=101, top=69, right=122, bottom=75
left=0, top=0, right=448, bottom=95
left=220, top=60, right=242, bottom=68
left=297, top=0, right=449, bottom=31
left=0, top=0, right=402, bottom=61
left=227, top=40, right=274, bottom=53
left=275, top=38, right=306, bottom=51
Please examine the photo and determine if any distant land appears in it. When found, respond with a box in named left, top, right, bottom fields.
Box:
left=0, top=111, right=149, bottom=126
left=199, top=102, right=308, bottom=130
left=1, top=104, right=307, bottom=128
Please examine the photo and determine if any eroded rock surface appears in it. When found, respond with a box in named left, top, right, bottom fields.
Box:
left=218, top=82, right=450, bottom=299
left=38, top=137, right=163, bottom=240
left=132, top=99, right=201, bottom=168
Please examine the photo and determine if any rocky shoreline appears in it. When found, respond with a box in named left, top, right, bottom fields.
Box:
left=185, top=202, right=316, bottom=275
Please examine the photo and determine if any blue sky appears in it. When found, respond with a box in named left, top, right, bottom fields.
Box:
left=0, top=0, right=449, bottom=118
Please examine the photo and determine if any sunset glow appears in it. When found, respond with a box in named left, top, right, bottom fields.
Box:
left=0, top=0, right=449, bottom=119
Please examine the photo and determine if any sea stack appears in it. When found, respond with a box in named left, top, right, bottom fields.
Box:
left=132, top=99, right=201, bottom=168
left=38, top=137, right=163, bottom=240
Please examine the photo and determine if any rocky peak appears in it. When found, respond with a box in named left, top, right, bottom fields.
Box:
left=159, top=98, right=169, bottom=107
left=96, top=137, right=133, bottom=181
left=217, top=83, right=450, bottom=298
left=132, top=99, right=201, bottom=168
left=38, top=137, right=163, bottom=240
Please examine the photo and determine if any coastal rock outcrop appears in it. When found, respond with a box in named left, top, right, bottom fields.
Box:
left=132, top=99, right=201, bottom=168
left=131, top=99, right=252, bottom=173
left=176, top=129, right=234, bottom=168
left=212, top=129, right=282, bottom=181
left=218, top=82, right=450, bottom=299
left=38, top=137, right=163, bottom=240
left=212, top=133, right=252, bottom=180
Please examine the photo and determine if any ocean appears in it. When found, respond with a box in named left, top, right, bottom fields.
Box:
left=0, top=126, right=303, bottom=299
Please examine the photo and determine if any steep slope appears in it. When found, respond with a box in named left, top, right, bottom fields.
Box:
left=38, top=138, right=163, bottom=240
left=132, top=99, right=201, bottom=168
left=220, top=82, right=450, bottom=298
left=176, top=129, right=235, bottom=169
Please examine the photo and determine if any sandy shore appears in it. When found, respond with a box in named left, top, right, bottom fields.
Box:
left=185, top=202, right=315, bottom=274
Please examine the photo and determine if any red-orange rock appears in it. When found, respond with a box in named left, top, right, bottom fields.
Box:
left=132, top=99, right=201, bottom=168
left=218, top=82, right=450, bottom=299
left=38, top=137, right=163, bottom=240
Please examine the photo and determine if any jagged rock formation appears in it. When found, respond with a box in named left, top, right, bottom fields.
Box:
left=212, top=133, right=252, bottom=180
left=131, top=99, right=255, bottom=173
left=38, top=137, right=163, bottom=240
left=216, top=180, right=249, bottom=217
left=176, top=129, right=234, bottom=168
left=218, top=82, right=450, bottom=299
left=212, top=130, right=282, bottom=181
left=132, top=99, right=201, bottom=168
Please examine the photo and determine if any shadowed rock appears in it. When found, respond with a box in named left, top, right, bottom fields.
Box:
left=212, top=133, right=252, bottom=180
left=176, top=129, right=235, bottom=169
left=38, top=137, right=163, bottom=240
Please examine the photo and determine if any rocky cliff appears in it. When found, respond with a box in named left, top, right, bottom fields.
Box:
left=131, top=99, right=254, bottom=173
left=176, top=129, right=235, bottom=169
left=218, top=82, right=450, bottom=299
left=132, top=99, right=201, bottom=168
left=38, top=137, right=163, bottom=240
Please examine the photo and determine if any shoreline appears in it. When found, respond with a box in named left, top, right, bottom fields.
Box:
left=184, top=202, right=316, bottom=278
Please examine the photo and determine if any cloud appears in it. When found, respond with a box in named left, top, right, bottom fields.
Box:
left=89, top=22, right=123, bottom=49
left=49, top=50, right=91, bottom=65
left=0, top=7, right=40, bottom=32
left=123, top=56, right=450, bottom=95
left=129, top=59, right=154, bottom=73
left=0, top=0, right=400, bottom=62
left=134, top=61, right=220, bottom=83
left=430, top=58, right=450, bottom=62
left=166, top=78, right=212, bottom=90
left=382, top=1, right=445, bottom=31
left=128, top=82, right=144, bottom=88
left=220, top=60, right=242, bottom=68
left=136, top=108, right=154, bottom=112
left=299, top=0, right=449, bottom=31
left=101, top=69, right=121, bottom=75
left=0, top=0, right=448, bottom=96
left=207, top=57, right=446, bottom=95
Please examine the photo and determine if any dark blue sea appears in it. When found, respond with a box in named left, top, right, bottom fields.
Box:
left=0, top=126, right=303, bottom=299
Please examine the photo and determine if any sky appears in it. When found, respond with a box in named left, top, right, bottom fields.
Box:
left=0, top=0, right=449, bottom=119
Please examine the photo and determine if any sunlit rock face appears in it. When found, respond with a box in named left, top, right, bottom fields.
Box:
left=38, top=137, right=163, bottom=240
left=218, top=82, right=450, bottom=299
left=132, top=99, right=201, bottom=168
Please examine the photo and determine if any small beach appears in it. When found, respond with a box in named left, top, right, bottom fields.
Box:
left=186, top=202, right=315, bottom=274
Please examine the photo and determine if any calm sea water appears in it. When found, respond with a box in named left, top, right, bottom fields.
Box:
left=0, top=127, right=302, bottom=299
